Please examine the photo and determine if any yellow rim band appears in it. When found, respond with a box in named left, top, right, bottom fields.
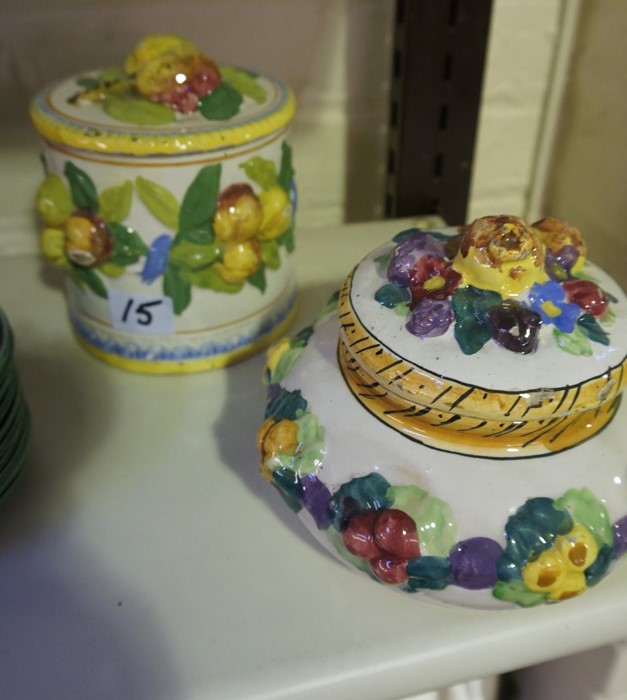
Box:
left=337, top=270, right=625, bottom=456
left=30, top=90, right=296, bottom=156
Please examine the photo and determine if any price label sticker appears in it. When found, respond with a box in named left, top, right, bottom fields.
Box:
left=109, top=290, right=175, bottom=336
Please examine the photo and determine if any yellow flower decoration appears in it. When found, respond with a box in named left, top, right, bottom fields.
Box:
left=266, top=337, right=292, bottom=375
left=257, top=417, right=300, bottom=481
left=453, top=215, right=548, bottom=297
left=533, top=217, right=587, bottom=275
left=214, top=240, right=261, bottom=283
left=124, top=34, right=198, bottom=74
left=258, top=186, right=293, bottom=241
left=213, top=184, right=263, bottom=244
left=522, top=524, right=599, bottom=601
left=39, top=228, right=70, bottom=269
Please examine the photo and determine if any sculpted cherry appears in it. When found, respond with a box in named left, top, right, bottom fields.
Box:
left=562, top=279, right=609, bottom=317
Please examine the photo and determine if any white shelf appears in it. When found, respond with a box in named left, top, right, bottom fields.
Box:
left=0, top=219, right=626, bottom=700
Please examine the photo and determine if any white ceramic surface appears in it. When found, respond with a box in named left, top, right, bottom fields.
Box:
left=351, top=234, right=627, bottom=392
left=30, top=40, right=297, bottom=373
left=259, top=219, right=627, bottom=609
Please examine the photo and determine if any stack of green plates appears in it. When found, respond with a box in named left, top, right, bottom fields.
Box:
left=0, top=307, right=30, bottom=502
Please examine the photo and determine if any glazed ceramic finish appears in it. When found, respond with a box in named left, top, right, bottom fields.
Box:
left=351, top=234, right=626, bottom=392
left=258, top=218, right=627, bottom=609
left=30, top=35, right=295, bottom=155
left=30, top=35, right=297, bottom=373
left=342, top=219, right=626, bottom=458
left=343, top=257, right=625, bottom=458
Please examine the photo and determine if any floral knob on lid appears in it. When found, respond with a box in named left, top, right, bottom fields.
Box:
left=257, top=215, right=627, bottom=609
left=30, top=35, right=297, bottom=373
left=452, top=214, right=548, bottom=296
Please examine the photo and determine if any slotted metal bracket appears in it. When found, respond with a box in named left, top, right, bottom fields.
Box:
left=385, top=0, right=493, bottom=224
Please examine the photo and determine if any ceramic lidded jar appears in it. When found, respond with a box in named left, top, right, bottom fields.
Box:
left=30, top=35, right=297, bottom=373
left=257, top=215, right=627, bottom=609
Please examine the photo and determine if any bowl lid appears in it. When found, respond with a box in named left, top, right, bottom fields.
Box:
left=30, top=35, right=295, bottom=156
left=338, top=215, right=627, bottom=456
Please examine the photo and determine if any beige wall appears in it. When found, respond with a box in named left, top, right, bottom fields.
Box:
left=0, top=0, right=394, bottom=230
left=468, top=0, right=563, bottom=221
left=543, top=0, right=627, bottom=287
left=3, top=0, right=620, bottom=257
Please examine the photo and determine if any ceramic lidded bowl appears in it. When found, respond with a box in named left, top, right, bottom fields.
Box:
left=30, top=35, right=297, bottom=373
left=257, top=215, right=627, bottom=609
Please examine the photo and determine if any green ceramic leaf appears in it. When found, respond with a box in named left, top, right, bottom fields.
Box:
left=261, top=240, right=281, bottom=269
left=452, top=286, right=501, bottom=355
left=271, top=347, right=307, bottom=385
left=328, top=473, right=393, bottom=532
left=453, top=314, right=492, bottom=354
left=375, top=283, right=410, bottom=309
left=394, top=302, right=410, bottom=317
left=198, top=82, right=243, bottom=121
left=497, top=497, right=573, bottom=581
left=169, top=240, right=222, bottom=271
left=387, top=485, right=457, bottom=557
left=294, top=412, right=325, bottom=475
left=220, top=66, right=267, bottom=104
left=277, top=142, right=294, bottom=193
left=265, top=387, right=308, bottom=421
left=554, top=488, right=613, bottom=547
left=163, top=265, right=192, bottom=315
left=99, top=180, right=133, bottom=222
left=180, top=265, right=242, bottom=293
left=108, top=222, right=148, bottom=266
left=64, top=162, right=99, bottom=211
left=71, top=266, right=108, bottom=298
left=76, top=76, right=100, bottom=91
left=405, top=556, right=452, bottom=591
left=277, top=224, right=295, bottom=252
left=272, top=468, right=303, bottom=513
left=553, top=326, right=593, bottom=356
left=292, top=326, right=315, bottom=346
left=248, top=264, right=267, bottom=293
left=135, top=176, right=180, bottom=230
left=99, top=262, right=125, bottom=277
left=99, top=65, right=128, bottom=84
left=175, top=227, right=215, bottom=245
left=240, top=156, right=278, bottom=190
left=492, top=579, right=547, bottom=607
left=103, top=94, right=175, bottom=125
left=585, top=544, right=614, bottom=586
left=374, top=252, right=392, bottom=270
left=179, top=164, right=222, bottom=233
left=577, top=313, right=610, bottom=346
left=36, top=173, right=74, bottom=226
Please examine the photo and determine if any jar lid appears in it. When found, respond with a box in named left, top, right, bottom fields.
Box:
left=338, top=215, right=627, bottom=457
left=30, top=35, right=295, bottom=156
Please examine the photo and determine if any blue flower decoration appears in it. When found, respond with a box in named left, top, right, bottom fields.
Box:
left=289, top=178, right=298, bottom=218
left=141, top=234, right=172, bottom=284
left=528, top=281, right=581, bottom=333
